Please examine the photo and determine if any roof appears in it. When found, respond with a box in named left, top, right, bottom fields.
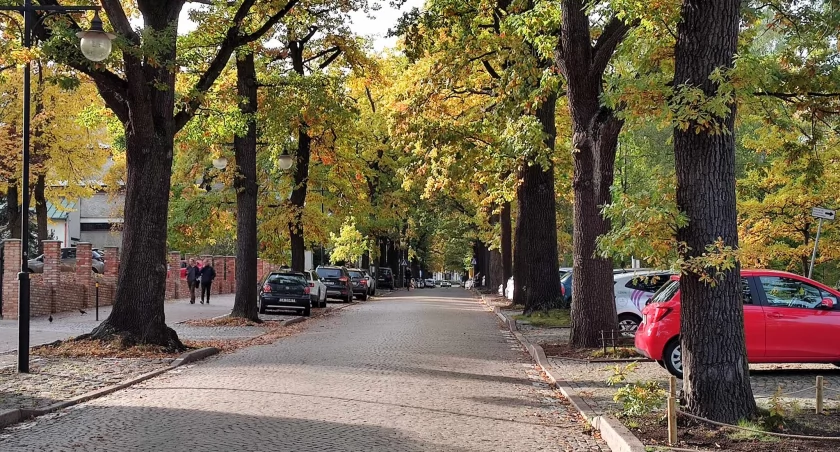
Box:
left=46, top=199, right=77, bottom=220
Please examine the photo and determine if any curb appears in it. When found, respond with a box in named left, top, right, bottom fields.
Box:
left=484, top=298, right=646, bottom=452
left=0, top=346, right=221, bottom=431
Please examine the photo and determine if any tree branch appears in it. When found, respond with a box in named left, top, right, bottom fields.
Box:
left=590, top=15, right=636, bottom=79
left=100, top=0, right=140, bottom=44
left=303, top=46, right=339, bottom=64
left=365, top=86, right=376, bottom=113
left=318, top=48, right=342, bottom=69
left=482, top=60, right=500, bottom=79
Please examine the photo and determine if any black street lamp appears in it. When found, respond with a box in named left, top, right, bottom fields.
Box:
left=0, top=1, right=115, bottom=373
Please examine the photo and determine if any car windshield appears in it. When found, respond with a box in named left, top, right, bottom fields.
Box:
left=266, top=274, right=306, bottom=285
left=93, top=251, right=103, bottom=259
left=348, top=271, right=364, bottom=278
left=303, top=273, right=312, bottom=280
left=560, top=271, right=573, bottom=283
left=648, top=280, right=679, bottom=305
left=317, top=268, right=343, bottom=278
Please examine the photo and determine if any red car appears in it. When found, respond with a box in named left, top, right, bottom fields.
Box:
left=636, top=269, right=840, bottom=378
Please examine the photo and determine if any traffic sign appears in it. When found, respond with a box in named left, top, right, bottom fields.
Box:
left=400, top=259, right=408, bottom=266
left=471, top=258, right=477, bottom=265
left=812, top=207, right=836, bottom=221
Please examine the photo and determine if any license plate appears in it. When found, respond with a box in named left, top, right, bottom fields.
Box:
left=277, top=298, right=295, bottom=303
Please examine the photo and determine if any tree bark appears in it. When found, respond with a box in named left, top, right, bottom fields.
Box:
left=674, top=0, right=756, bottom=423
left=556, top=1, right=632, bottom=346
left=501, top=202, right=512, bottom=293
left=230, top=52, right=259, bottom=321
left=515, top=96, right=561, bottom=314
left=34, top=174, right=47, bottom=254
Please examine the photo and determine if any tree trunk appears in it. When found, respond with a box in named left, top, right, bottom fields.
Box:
left=7, top=181, right=21, bottom=240
left=516, top=96, right=561, bottom=314
left=674, top=0, right=756, bottom=423
left=501, top=202, right=512, bottom=293
left=557, top=0, right=632, bottom=347
left=230, top=52, right=259, bottom=321
left=288, top=41, right=311, bottom=272
left=34, top=173, right=47, bottom=254
left=489, top=249, right=503, bottom=293
left=88, top=3, right=184, bottom=350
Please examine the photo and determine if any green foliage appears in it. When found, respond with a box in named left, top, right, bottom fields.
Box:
left=605, top=362, right=639, bottom=386
left=330, top=219, right=366, bottom=265
left=613, top=381, right=667, bottom=417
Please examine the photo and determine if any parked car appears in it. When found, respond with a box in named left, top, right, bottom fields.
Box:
left=425, top=278, right=435, bottom=287
left=377, top=267, right=394, bottom=290
left=561, top=268, right=652, bottom=304
left=27, top=248, right=105, bottom=274
left=316, top=266, right=353, bottom=303
left=614, top=270, right=674, bottom=335
left=415, top=278, right=425, bottom=288
left=363, top=268, right=376, bottom=295
left=303, top=270, right=328, bottom=308
left=440, top=280, right=452, bottom=288
left=347, top=268, right=369, bottom=301
left=636, top=269, right=840, bottom=379
left=258, top=270, right=311, bottom=316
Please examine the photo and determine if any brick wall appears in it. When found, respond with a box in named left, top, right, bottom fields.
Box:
left=0, top=240, right=273, bottom=319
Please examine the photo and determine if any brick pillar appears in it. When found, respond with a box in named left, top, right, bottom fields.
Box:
left=2, top=239, right=21, bottom=319
left=166, top=252, right=181, bottom=299
left=211, top=256, right=222, bottom=294
left=42, top=241, right=61, bottom=313
left=75, top=243, right=93, bottom=309
left=103, top=246, right=119, bottom=279
left=225, top=256, right=236, bottom=294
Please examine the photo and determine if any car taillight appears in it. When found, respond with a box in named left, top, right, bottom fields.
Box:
left=304, top=286, right=310, bottom=295
left=360, top=279, right=367, bottom=286
left=561, top=286, right=565, bottom=296
left=652, top=306, right=672, bottom=322
left=262, top=284, right=271, bottom=293
left=339, top=276, right=348, bottom=282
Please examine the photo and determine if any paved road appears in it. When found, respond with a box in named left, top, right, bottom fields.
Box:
left=0, top=288, right=604, bottom=451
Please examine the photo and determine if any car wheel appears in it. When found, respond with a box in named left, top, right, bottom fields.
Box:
left=360, top=293, right=368, bottom=301
left=657, top=360, right=666, bottom=369
left=617, top=314, right=641, bottom=337
left=258, top=298, right=266, bottom=314
left=663, top=338, right=683, bottom=379
left=303, top=304, right=311, bottom=317
left=320, top=292, right=327, bottom=308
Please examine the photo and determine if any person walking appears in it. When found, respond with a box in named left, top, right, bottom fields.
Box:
left=199, top=263, right=217, bottom=304
left=186, top=258, right=199, bottom=304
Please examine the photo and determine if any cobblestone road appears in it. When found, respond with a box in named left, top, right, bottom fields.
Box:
left=0, top=288, right=603, bottom=451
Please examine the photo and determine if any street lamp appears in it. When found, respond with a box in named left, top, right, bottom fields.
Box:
left=277, top=148, right=294, bottom=171
left=0, top=1, right=115, bottom=373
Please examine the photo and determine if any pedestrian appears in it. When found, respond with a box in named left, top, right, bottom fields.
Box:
left=186, top=258, right=199, bottom=304
left=405, top=268, right=412, bottom=290
left=199, top=262, right=217, bottom=304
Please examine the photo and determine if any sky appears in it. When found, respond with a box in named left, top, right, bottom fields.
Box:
left=178, top=0, right=425, bottom=52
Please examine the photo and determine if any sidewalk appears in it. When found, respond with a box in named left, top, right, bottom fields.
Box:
left=0, top=294, right=279, bottom=353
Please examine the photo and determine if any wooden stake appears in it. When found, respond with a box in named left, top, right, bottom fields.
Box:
left=816, top=375, right=824, bottom=414
left=668, top=375, right=678, bottom=445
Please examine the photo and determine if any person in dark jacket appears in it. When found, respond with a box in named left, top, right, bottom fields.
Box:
left=199, top=263, right=217, bottom=304
left=186, top=258, right=200, bottom=304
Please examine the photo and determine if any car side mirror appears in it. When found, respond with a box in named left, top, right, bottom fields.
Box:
left=819, top=298, right=835, bottom=310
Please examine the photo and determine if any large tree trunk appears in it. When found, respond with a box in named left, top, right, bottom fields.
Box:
left=557, top=0, right=632, bottom=347
left=501, top=202, right=512, bottom=292
left=34, top=174, right=47, bottom=254
left=7, top=181, right=21, bottom=240
left=516, top=96, right=560, bottom=314
left=88, top=3, right=184, bottom=350
left=230, top=52, right=259, bottom=321
left=674, top=0, right=756, bottom=423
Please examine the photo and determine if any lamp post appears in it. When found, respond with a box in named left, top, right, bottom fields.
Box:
left=0, top=2, right=114, bottom=373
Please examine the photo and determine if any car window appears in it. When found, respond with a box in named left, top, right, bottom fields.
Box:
left=741, top=278, right=754, bottom=305
left=303, top=272, right=312, bottom=281
left=759, top=276, right=823, bottom=309
left=266, top=274, right=306, bottom=285
left=648, top=280, right=679, bottom=305
left=316, top=268, right=343, bottom=278
left=560, top=271, right=573, bottom=284
left=61, top=249, right=76, bottom=259
left=348, top=271, right=364, bottom=278
left=624, top=274, right=671, bottom=292
left=93, top=251, right=103, bottom=260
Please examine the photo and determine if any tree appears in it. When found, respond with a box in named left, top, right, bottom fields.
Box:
left=672, top=0, right=756, bottom=422
left=330, top=218, right=366, bottom=264
left=35, top=0, right=300, bottom=348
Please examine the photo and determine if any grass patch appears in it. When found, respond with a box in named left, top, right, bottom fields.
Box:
left=513, top=309, right=571, bottom=327
left=728, top=420, right=779, bottom=442
left=500, top=303, right=525, bottom=311
left=591, top=347, right=639, bottom=359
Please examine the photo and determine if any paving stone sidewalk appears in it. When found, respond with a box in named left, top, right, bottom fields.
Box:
left=0, top=288, right=605, bottom=451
